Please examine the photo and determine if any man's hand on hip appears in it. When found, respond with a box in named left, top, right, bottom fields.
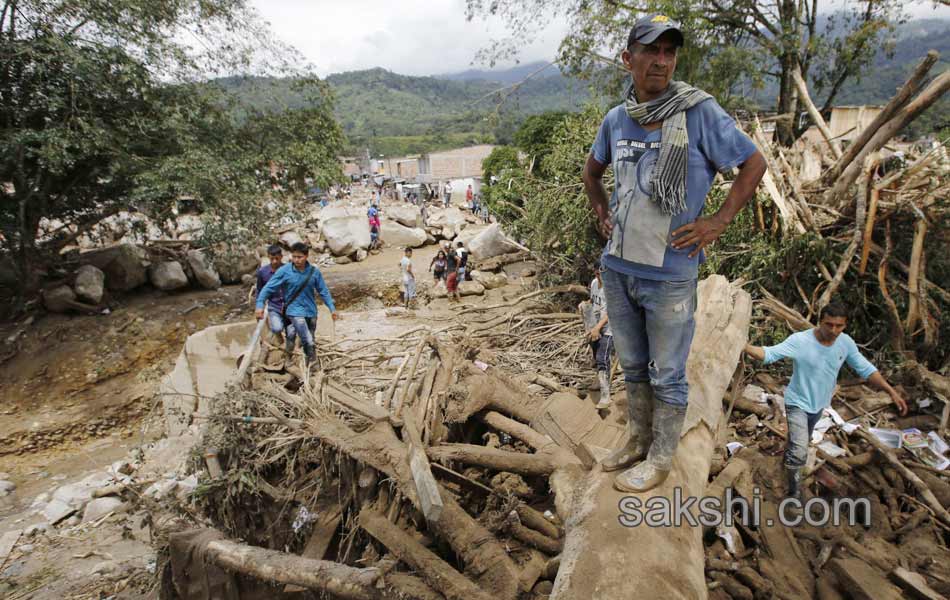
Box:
left=671, top=215, right=728, bottom=258
left=255, top=308, right=264, bottom=320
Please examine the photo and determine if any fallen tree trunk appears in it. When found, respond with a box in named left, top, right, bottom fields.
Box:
left=359, top=508, right=495, bottom=600
left=427, top=443, right=560, bottom=476
left=174, top=528, right=385, bottom=600
left=550, top=275, right=752, bottom=600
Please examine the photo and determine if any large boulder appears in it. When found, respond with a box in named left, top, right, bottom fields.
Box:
left=322, top=215, right=371, bottom=256
left=471, top=270, right=508, bottom=290
left=428, top=206, right=467, bottom=230
left=387, top=205, right=423, bottom=228
left=82, top=497, right=127, bottom=523
left=381, top=222, right=427, bottom=248
left=279, top=230, right=303, bottom=248
left=459, top=281, right=486, bottom=296
left=149, top=261, right=189, bottom=291
left=186, top=250, right=221, bottom=290
left=80, top=243, right=149, bottom=291
left=43, top=285, right=77, bottom=313
left=213, top=246, right=259, bottom=284
left=468, top=223, right=523, bottom=260
left=73, top=265, right=105, bottom=304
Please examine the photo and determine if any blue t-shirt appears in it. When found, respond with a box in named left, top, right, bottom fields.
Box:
left=591, top=98, right=757, bottom=281
left=763, top=330, right=878, bottom=414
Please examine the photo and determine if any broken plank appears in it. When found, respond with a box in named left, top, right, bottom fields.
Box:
left=402, top=413, right=443, bottom=523
left=430, top=463, right=495, bottom=497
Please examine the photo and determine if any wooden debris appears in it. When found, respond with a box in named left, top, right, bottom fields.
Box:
left=829, top=557, right=904, bottom=600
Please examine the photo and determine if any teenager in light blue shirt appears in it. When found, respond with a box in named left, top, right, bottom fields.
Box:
left=745, top=301, right=906, bottom=504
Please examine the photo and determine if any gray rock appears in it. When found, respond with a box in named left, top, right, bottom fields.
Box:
left=459, top=281, right=486, bottom=296
left=387, top=205, right=423, bottom=228
left=65, top=515, right=81, bottom=526
left=381, top=221, right=427, bottom=248
left=18, top=544, right=34, bottom=554
left=334, top=255, right=352, bottom=265
left=213, top=245, right=259, bottom=284
left=322, top=214, right=371, bottom=256
left=0, top=480, right=15, bottom=493
left=186, top=250, right=221, bottom=290
left=279, top=230, right=303, bottom=247
left=82, top=497, right=127, bottom=523
left=148, top=261, right=189, bottom=291
left=468, top=223, right=523, bottom=260
left=42, top=499, right=76, bottom=524
left=354, top=249, right=368, bottom=262
left=471, top=270, right=509, bottom=290
left=74, top=264, right=105, bottom=304
left=80, top=243, right=149, bottom=291
left=43, top=285, right=77, bottom=313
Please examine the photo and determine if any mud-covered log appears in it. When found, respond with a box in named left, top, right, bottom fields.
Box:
left=427, top=443, right=559, bottom=476
left=360, top=508, right=495, bottom=600
left=505, top=511, right=562, bottom=555
left=198, top=533, right=384, bottom=600
left=551, top=276, right=752, bottom=600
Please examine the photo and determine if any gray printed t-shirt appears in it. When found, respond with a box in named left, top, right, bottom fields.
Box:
left=591, top=98, right=757, bottom=281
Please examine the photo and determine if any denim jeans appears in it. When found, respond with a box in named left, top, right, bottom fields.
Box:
left=601, top=269, right=697, bottom=407
left=266, top=311, right=286, bottom=336
left=784, top=406, right=822, bottom=468
left=286, top=316, right=317, bottom=349
left=589, top=335, right=614, bottom=372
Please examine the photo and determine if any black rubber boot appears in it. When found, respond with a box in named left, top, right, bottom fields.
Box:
left=304, top=344, right=316, bottom=367
left=601, top=382, right=654, bottom=472
left=785, top=466, right=803, bottom=503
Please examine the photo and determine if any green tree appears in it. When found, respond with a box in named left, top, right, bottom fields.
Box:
left=0, top=0, right=343, bottom=305
left=513, top=111, right=570, bottom=172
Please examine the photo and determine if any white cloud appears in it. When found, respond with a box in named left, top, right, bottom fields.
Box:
left=249, top=0, right=569, bottom=77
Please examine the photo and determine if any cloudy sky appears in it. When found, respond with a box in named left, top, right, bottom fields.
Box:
left=249, top=0, right=950, bottom=77
left=248, top=0, right=568, bottom=77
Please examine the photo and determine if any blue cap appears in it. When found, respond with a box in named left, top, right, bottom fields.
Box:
left=627, top=14, right=684, bottom=47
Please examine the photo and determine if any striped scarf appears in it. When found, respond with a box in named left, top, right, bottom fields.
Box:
left=624, top=80, right=712, bottom=216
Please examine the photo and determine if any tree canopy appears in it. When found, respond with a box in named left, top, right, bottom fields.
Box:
left=0, top=0, right=344, bottom=302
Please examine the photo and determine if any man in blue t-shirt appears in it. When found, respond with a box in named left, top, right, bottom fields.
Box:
left=745, top=302, right=906, bottom=505
left=584, top=14, right=767, bottom=493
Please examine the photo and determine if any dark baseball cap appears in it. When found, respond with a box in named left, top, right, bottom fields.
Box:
left=627, top=14, right=684, bottom=48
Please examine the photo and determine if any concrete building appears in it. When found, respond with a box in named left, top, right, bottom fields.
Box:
left=418, top=144, right=495, bottom=181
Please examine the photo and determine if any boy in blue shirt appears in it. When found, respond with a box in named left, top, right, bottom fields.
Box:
left=744, top=301, right=906, bottom=504
left=256, top=242, right=339, bottom=366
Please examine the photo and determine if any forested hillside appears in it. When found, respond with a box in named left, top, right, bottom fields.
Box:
left=218, top=17, right=949, bottom=156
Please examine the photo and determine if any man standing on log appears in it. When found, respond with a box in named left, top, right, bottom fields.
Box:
left=583, top=14, right=766, bottom=493
left=744, top=302, right=907, bottom=504
left=256, top=242, right=339, bottom=367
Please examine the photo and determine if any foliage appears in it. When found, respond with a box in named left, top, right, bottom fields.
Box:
left=0, top=0, right=344, bottom=304
left=484, top=105, right=607, bottom=284
left=482, top=146, right=522, bottom=183
left=513, top=111, right=570, bottom=172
